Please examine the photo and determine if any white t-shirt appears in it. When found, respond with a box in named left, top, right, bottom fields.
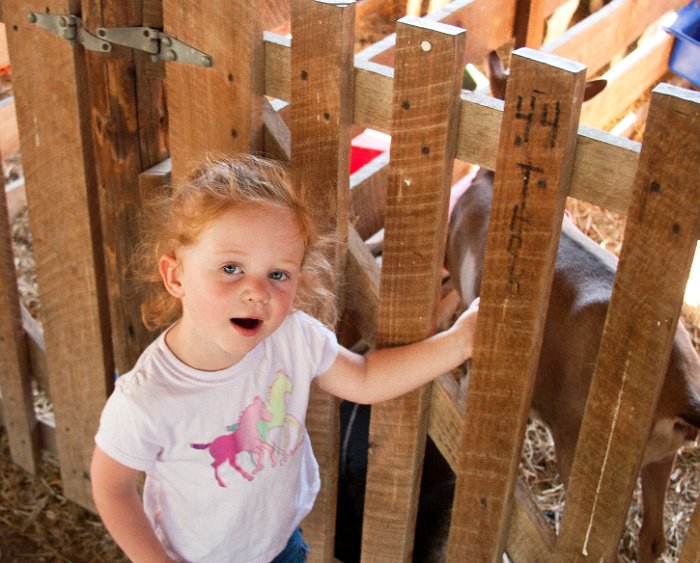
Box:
left=95, top=311, right=339, bottom=563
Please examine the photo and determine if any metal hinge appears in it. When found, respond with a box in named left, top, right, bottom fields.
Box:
left=28, top=12, right=111, bottom=53
left=96, top=26, right=213, bottom=67
left=27, top=12, right=213, bottom=68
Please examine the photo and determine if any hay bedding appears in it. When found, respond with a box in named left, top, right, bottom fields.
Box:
left=1, top=4, right=700, bottom=561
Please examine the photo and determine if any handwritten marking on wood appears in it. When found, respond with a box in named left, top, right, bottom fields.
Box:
left=447, top=48, right=586, bottom=562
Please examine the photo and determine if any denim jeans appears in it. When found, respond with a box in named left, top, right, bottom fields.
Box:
left=271, top=528, right=309, bottom=563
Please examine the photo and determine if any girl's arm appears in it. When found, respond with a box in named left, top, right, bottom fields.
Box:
left=91, top=447, right=176, bottom=563
left=315, top=298, right=479, bottom=404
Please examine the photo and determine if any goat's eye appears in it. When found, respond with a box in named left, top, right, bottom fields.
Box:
left=222, top=264, right=241, bottom=275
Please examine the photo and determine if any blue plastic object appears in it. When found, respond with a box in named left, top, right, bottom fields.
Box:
left=665, top=1, right=700, bottom=87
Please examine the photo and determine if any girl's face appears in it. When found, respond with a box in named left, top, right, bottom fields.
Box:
left=160, top=204, right=306, bottom=371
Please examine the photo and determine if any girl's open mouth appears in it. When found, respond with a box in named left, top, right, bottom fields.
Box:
left=231, top=317, right=262, bottom=336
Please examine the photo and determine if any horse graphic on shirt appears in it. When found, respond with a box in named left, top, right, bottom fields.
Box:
left=257, top=372, right=303, bottom=458
left=224, top=372, right=303, bottom=462
left=191, top=396, right=276, bottom=486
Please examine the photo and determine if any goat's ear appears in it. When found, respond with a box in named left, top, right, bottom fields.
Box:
left=583, top=78, right=607, bottom=102
left=487, top=51, right=509, bottom=101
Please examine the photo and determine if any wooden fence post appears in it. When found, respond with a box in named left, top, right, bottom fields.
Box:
left=514, top=0, right=547, bottom=49
left=290, top=0, right=354, bottom=558
left=557, top=84, right=700, bottom=562
left=447, top=48, right=586, bottom=561
left=81, top=0, right=168, bottom=375
left=0, top=153, right=38, bottom=473
left=4, top=0, right=114, bottom=509
left=361, top=16, right=465, bottom=561
left=163, top=0, right=264, bottom=181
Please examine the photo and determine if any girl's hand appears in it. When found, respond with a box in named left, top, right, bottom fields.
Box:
left=450, top=297, right=480, bottom=362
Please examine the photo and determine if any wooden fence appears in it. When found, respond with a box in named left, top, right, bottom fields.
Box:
left=0, top=0, right=698, bottom=561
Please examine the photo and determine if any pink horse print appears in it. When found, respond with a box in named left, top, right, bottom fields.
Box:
left=191, top=396, right=276, bottom=486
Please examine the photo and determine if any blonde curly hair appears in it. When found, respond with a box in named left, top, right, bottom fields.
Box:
left=135, top=155, right=338, bottom=331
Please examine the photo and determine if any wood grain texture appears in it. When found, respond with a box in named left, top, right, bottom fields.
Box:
left=164, top=0, right=264, bottom=181
left=447, top=48, right=586, bottom=562
left=82, top=1, right=166, bottom=375
left=514, top=0, right=547, bottom=49
left=543, top=0, right=687, bottom=77
left=0, top=161, right=38, bottom=473
left=361, top=16, right=465, bottom=561
left=580, top=29, right=673, bottom=129
left=557, top=84, right=700, bottom=562
left=289, top=1, right=355, bottom=558
left=4, top=0, right=113, bottom=509
left=263, top=36, right=643, bottom=215
left=679, top=498, right=700, bottom=562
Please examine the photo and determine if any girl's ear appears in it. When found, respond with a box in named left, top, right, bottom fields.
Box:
left=159, top=254, right=184, bottom=298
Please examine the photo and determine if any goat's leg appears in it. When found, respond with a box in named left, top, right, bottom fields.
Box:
left=638, top=455, right=675, bottom=563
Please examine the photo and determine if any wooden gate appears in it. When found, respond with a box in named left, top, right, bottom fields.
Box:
left=0, top=0, right=698, bottom=561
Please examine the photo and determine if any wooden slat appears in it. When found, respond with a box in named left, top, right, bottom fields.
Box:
left=82, top=1, right=166, bottom=375
left=263, top=36, right=643, bottom=214
left=5, top=0, right=113, bottom=509
left=556, top=84, right=700, bottom=561
left=264, top=31, right=292, bottom=101
left=0, top=158, right=38, bottom=473
left=289, top=1, right=354, bottom=558
left=360, top=0, right=516, bottom=68
left=344, top=227, right=380, bottom=347
left=361, top=17, right=465, bottom=561
left=543, top=0, right=686, bottom=77
left=263, top=97, right=291, bottom=162
left=164, top=0, right=264, bottom=181
left=349, top=151, right=388, bottom=240
left=580, top=29, right=673, bottom=129
left=21, top=304, right=49, bottom=398
left=446, top=48, right=587, bottom=561
left=506, top=478, right=557, bottom=559
left=679, top=497, right=700, bottom=563
left=514, top=0, right=548, bottom=49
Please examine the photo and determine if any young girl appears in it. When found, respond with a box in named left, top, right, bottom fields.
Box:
left=91, top=155, right=479, bottom=563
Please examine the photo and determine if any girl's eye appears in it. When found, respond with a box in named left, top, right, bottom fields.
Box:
left=269, top=271, right=289, bottom=281
left=222, top=264, right=241, bottom=275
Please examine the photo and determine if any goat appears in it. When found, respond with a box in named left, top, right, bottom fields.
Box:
left=445, top=52, right=700, bottom=562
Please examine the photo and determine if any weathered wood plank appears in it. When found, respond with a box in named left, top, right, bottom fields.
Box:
left=344, top=227, right=380, bottom=347
left=361, top=17, right=465, bottom=561
left=82, top=1, right=166, bottom=375
left=360, top=0, right=516, bottom=67
left=0, top=156, right=38, bottom=473
left=5, top=0, right=113, bottom=509
left=543, top=0, right=686, bottom=77
left=263, top=37, right=642, bottom=214
left=21, top=304, right=49, bottom=398
left=556, top=84, right=700, bottom=562
left=447, top=48, right=587, bottom=561
left=349, top=151, right=388, bottom=240
left=164, top=0, right=264, bottom=181
left=514, top=0, right=548, bottom=49
left=580, top=29, right=673, bottom=129
left=289, top=1, right=354, bottom=558
left=678, top=497, right=700, bottom=562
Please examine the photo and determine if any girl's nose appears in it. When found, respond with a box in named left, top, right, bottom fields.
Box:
left=242, top=278, right=270, bottom=304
